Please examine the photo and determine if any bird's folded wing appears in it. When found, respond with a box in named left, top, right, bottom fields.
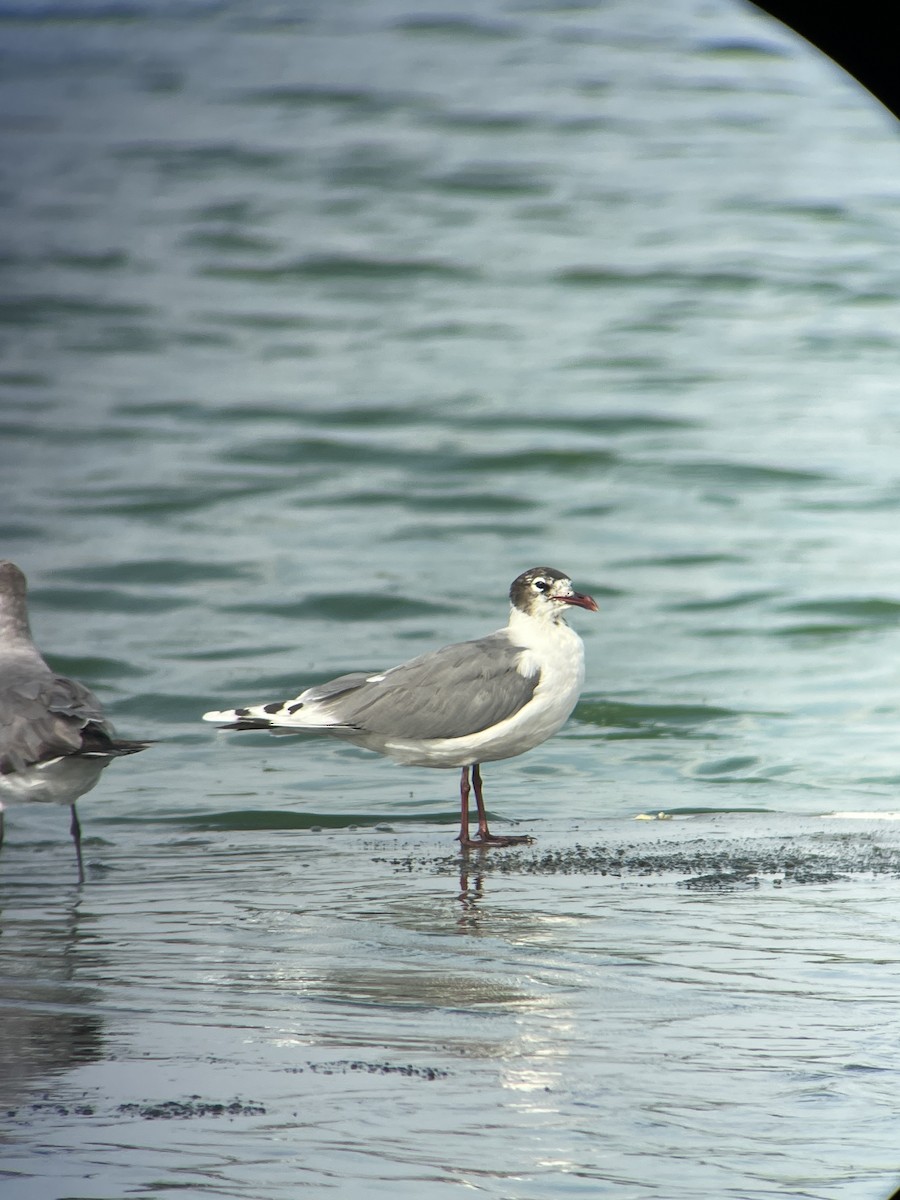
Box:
left=0, top=672, right=107, bottom=773
left=309, top=634, right=539, bottom=740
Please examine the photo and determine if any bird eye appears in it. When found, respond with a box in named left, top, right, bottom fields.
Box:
left=534, top=579, right=549, bottom=592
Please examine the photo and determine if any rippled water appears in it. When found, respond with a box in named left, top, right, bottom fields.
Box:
left=3, top=0, right=900, bottom=1196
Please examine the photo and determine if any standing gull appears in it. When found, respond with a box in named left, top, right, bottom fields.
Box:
left=203, top=566, right=597, bottom=848
left=0, top=561, right=150, bottom=881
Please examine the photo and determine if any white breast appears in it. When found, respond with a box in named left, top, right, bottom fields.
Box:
left=383, top=607, right=586, bottom=768
left=0, top=755, right=107, bottom=806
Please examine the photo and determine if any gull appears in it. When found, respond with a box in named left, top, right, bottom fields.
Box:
left=203, top=566, right=597, bottom=848
left=0, top=560, right=150, bottom=882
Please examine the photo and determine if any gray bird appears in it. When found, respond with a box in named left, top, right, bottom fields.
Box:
left=204, top=566, right=598, bottom=847
left=0, top=561, right=149, bottom=881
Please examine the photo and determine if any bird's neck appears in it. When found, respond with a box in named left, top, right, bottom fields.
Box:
left=506, top=604, right=567, bottom=646
left=0, top=612, right=33, bottom=645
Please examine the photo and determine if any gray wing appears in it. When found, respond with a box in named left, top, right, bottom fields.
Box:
left=0, top=659, right=110, bottom=773
left=306, top=633, right=539, bottom=740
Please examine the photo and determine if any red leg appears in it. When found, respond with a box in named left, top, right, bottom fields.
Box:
left=457, top=765, right=471, bottom=845
left=458, top=764, right=534, bottom=849
left=472, top=763, right=491, bottom=840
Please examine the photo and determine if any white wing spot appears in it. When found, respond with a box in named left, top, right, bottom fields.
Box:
left=516, top=650, right=540, bottom=678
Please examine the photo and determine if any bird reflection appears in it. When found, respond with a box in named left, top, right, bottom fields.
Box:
left=456, top=856, right=488, bottom=933
left=0, top=561, right=150, bottom=882
left=0, top=896, right=105, bottom=1111
left=458, top=859, right=485, bottom=904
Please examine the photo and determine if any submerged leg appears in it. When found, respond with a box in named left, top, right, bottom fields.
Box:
left=70, top=803, right=85, bottom=884
left=458, top=764, right=534, bottom=849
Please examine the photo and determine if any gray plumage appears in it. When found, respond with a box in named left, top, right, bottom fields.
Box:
left=238, top=634, right=538, bottom=741
left=204, top=566, right=599, bottom=848
left=0, top=560, right=149, bottom=879
left=1, top=668, right=109, bottom=775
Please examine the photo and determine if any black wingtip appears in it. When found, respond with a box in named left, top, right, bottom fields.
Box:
left=109, top=739, right=154, bottom=756
left=79, top=726, right=154, bottom=757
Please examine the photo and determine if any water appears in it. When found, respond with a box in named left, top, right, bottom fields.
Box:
left=2, top=0, right=900, bottom=1195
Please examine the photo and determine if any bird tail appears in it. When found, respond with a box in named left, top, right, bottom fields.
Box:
left=105, top=738, right=153, bottom=756
left=203, top=681, right=362, bottom=732
left=204, top=714, right=276, bottom=731
left=80, top=726, right=153, bottom=758
left=202, top=701, right=307, bottom=731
